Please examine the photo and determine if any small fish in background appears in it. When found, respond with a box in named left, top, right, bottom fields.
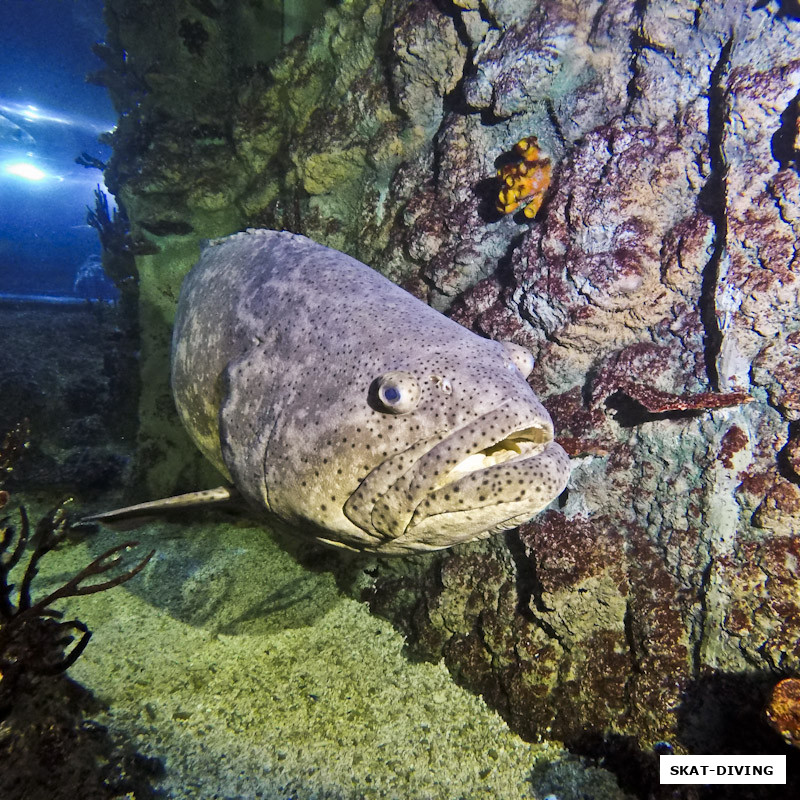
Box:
left=89, top=230, right=571, bottom=555
left=0, top=113, right=34, bottom=147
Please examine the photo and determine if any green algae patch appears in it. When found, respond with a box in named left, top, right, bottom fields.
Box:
left=299, top=148, right=368, bottom=196
left=28, top=513, right=563, bottom=799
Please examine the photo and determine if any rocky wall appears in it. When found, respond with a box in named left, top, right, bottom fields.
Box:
left=100, top=0, right=800, bottom=771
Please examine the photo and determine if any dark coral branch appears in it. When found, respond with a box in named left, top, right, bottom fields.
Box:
left=86, top=186, right=127, bottom=252
left=27, top=541, right=154, bottom=613
left=42, top=619, right=92, bottom=675
left=0, top=501, right=154, bottom=687
left=86, top=186, right=158, bottom=258
left=75, top=152, right=107, bottom=171
left=17, top=503, right=71, bottom=613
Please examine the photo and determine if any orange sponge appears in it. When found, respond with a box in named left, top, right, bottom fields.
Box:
left=496, top=136, right=551, bottom=219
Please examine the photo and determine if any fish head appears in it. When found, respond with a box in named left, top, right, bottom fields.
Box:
left=222, top=324, right=570, bottom=555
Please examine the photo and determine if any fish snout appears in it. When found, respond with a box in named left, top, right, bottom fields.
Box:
left=385, top=437, right=571, bottom=553
left=348, top=400, right=563, bottom=545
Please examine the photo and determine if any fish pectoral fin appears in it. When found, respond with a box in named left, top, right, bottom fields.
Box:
left=82, top=486, right=236, bottom=526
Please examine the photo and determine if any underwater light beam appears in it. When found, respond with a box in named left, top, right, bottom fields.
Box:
left=0, top=100, right=112, bottom=135
left=5, top=162, right=46, bottom=180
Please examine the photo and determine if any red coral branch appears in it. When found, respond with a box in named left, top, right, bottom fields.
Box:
left=604, top=382, right=753, bottom=413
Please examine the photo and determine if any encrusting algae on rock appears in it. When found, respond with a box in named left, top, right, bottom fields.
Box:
left=766, top=677, right=800, bottom=748
left=496, top=136, right=552, bottom=219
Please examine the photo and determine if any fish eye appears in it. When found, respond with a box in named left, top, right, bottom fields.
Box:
left=372, top=371, right=420, bottom=414
left=383, top=386, right=401, bottom=403
left=500, top=341, right=535, bottom=378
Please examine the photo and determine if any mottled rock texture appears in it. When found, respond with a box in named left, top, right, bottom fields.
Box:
left=0, top=306, right=136, bottom=495
left=102, top=0, right=800, bottom=769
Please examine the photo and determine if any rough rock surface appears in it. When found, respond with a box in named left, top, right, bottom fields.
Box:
left=0, top=306, right=136, bottom=495
left=101, top=0, right=800, bottom=777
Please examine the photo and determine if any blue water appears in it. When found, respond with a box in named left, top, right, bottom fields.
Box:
left=0, top=0, right=116, bottom=299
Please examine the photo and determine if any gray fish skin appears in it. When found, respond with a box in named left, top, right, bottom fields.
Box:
left=171, top=229, right=570, bottom=555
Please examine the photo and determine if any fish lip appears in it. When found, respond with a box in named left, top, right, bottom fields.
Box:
left=384, top=439, right=570, bottom=550
left=405, top=438, right=570, bottom=532
left=431, top=423, right=554, bottom=490
left=406, top=411, right=556, bottom=493
left=360, top=404, right=556, bottom=540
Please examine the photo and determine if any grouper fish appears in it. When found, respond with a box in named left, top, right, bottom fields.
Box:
left=92, top=229, right=570, bottom=555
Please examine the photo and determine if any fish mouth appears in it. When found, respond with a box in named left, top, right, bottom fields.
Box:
left=433, top=426, right=552, bottom=489
left=344, top=404, right=566, bottom=545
